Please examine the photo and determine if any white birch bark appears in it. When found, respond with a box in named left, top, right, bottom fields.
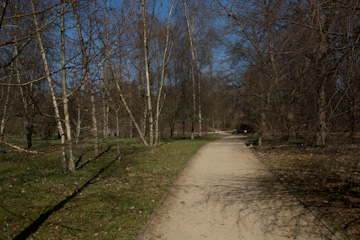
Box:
left=142, top=0, right=154, bottom=146
left=154, top=1, right=177, bottom=146
left=31, top=0, right=67, bottom=171
left=61, top=1, right=75, bottom=172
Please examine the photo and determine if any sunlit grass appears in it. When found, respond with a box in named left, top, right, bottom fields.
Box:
left=0, top=135, right=223, bottom=239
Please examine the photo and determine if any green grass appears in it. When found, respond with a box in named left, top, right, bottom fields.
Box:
left=0, top=136, right=222, bottom=240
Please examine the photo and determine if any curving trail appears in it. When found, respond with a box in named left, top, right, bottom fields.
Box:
left=140, top=135, right=338, bottom=240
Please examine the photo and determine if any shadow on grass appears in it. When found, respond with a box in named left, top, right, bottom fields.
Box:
left=258, top=144, right=360, bottom=239
left=75, top=154, right=83, bottom=168
left=13, top=156, right=118, bottom=240
left=264, top=164, right=360, bottom=239
left=76, top=145, right=112, bottom=170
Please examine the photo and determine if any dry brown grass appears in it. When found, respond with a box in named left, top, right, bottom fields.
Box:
left=258, top=142, right=360, bottom=240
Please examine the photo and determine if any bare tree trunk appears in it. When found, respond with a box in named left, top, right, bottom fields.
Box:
left=125, top=61, right=133, bottom=138
left=75, top=98, right=82, bottom=144
left=125, top=66, right=133, bottom=138
left=184, top=0, right=202, bottom=138
left=0, top=84, right=10, bottom=141
left=190, top=64, right=196, bottom=140
left=129, top=95, right=133, bottom=138
left=114, top=108, right=121, bottom=157
left=114, top=79, right=149, bottom=146
left=198, top=78, right=202, bottom=137
left=316, top=80, right=328, bottom=146
left=89, top=55, right=99, bottom=155
left=16, top=53, right=33, bottom=148
left=105, top=105, right=109, bottom=138
left=312, top=2, right=329, bottom=147
left=100, top=5, right=147, bottom=146
left=184, top=0, right=196, bottom=140
left=142, top=0, right=154, bottom=146
left=61, top=1, right=75, bottom=172
left=31, top=0, right=67, bottom=171
left=138, top=56, right=147, bottom=138
left=1, top=28, right=19, bottom=141
left=212, top=113, right=215, bottom=137
left=25, top=84, right=34, bottom=149
left=265, top=2, right=280, bottom=88
left=102, top=88, right=109, bottom=141
left=154, top=2, right=176, bottom=146
left=72, top=2, right=99, bottom=157
left=182, top=118, right=186, bottom=138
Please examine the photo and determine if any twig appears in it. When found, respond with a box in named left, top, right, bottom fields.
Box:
left=0, top=140, right=39, bottom=154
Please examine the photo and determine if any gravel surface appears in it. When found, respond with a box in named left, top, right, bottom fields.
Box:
left=140, top=135, right=338, bottom=240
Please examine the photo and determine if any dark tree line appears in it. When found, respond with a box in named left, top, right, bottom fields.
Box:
left=217, top=0, right=360, bottom=146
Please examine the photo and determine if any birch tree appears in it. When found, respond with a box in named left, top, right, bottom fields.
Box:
left=142, top=0, right=154, bottom=146
left=154, top=0, right=177, bottom=146
left=99, top=0, right=149, bottom=147
left=61, top=0, right=75, bottom=171
left=30, top=0, right=67, bottom=171
left=72, top=0, right=100, bottom=156
left=183, top=0, right=197, bottom=139
left=0, top=78, right=11, bottom=141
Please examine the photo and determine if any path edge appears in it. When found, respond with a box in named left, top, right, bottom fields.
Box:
left=135, top=138, right=217, bottom=240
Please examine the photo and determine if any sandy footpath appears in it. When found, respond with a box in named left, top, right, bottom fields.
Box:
left=140, top=135, right=338, bottom=240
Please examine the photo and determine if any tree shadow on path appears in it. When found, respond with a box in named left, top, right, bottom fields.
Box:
left=193, top=171, right=339, bottom=240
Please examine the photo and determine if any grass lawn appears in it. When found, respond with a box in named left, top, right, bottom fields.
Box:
left=0, top=136, right=222, bottom=240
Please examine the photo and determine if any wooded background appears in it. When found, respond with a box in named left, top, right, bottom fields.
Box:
left=1, top=0, right=359, bottom=171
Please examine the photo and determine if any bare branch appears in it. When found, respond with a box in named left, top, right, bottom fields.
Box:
left=0, top=140, right=39, bottom=154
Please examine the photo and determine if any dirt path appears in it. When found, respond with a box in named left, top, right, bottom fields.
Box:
left=140, top=136, right=339, bottom=240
